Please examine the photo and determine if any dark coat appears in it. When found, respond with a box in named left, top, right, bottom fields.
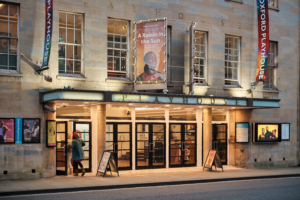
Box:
left=69, top=139, right=85, bottom=161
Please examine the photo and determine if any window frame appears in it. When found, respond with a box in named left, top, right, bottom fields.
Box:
left=224, top=35, right=241, bottom=87
left=193, top=30, right=208, bottom=85
left=58, top=11, right=84, bottom=76
left=0, top=3, right=20, bottom=73
left=107, top=18, right=129, bottom=80
left=264, top=41, right=277, bottom=90
left=268, top=0, right=278, bottom=9
left=167, top=25, right=172, bottom=84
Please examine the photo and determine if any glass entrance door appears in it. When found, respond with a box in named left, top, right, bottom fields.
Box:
left=212, top=124, right=227, bottom=165
left=170, top=124, right=196, bottom=167
left=56, top=121, right=67, bottom=175
left=136, top=123, right=165, bottom=169
left=73, top=122, right=92, bottom=172
left=106, top=123, right=132, bottom=170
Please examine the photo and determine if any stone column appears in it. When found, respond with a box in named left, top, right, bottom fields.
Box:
left=97, top=104, right=106, bottom=165
left=203, top=108, right=212, bottom=163
left=235, top=110, right=251, bottom=167
left=46, top=103, right=56, bottom=120
left=45, top=103, right=55, bottom=177
left=229, top=110, right=236, bottom=165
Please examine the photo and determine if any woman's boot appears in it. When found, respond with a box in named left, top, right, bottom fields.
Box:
left=74, top=169, right=78, bottom=176
left=81, top=167, right=85, bottom=176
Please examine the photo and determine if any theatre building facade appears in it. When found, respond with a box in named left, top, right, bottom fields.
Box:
left=0, top=0, right=299, bottom=179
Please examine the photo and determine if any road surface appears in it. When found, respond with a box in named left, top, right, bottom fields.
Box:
left=2, top=177, right=300, bottom=200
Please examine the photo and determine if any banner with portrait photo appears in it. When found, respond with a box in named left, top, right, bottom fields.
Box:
left=0, top=118, right=15, bottom=144
left=135, top=20, right=166, bottom=90
left=23, top=118, right=40, bottom=143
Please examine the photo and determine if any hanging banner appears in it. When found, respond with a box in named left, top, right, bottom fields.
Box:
left=42, top=0, right=53, bottom=67
left=15, top=118, right=22, bottom=144
left=135, top=19, right=167, bottom=90
left=255, top=0, right=269, bottom=82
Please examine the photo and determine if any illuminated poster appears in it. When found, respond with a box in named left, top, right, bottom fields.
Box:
left=257, top=124, right=279, bottom=142
left=136, top=21, right=165, bottom=82
left=42, top=0, right=53, bottom=67
left=0, top=118, right=15, bottom=144
left=255, top=0, right=269, bottom=82
left=98, top=152, right=111, bottom=174
left=23, top=119, right=40, bottom=143
left=204, top=150, right=216, bottom=168
left=46, top=120, right=56, bottom=147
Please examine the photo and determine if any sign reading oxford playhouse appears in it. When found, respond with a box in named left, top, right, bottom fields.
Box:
left=256, top=0, right=269, bottom=82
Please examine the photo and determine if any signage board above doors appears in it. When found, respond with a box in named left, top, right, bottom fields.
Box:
left=40, top=89, right=280, bottom=109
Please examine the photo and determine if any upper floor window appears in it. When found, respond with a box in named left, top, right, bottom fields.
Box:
left=58, top=12, right=83, bottom=75
left=0, top=3, right=18, bottom=72
left=268, top=0, right=278, bottom=8
left=107, top=18, right=128, bottom=79
left=193, top=31, right=207, bottom=85
left=264, top=41, right=277, bottom=89
left=225, top=35, right=240, bottom=86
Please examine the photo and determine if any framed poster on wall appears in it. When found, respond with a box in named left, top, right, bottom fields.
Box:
left=281, top=123, right=290, bottom=141
left=46, top=120, right=56, bottom=147
left=235, top=122, right=249, bottom=143
left=254, top=123, right=281, bottom=143
left=0, top=118, right=15, bottom=144
left=22, top=118, right=40, bottom=143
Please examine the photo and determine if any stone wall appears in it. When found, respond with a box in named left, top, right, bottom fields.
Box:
left=0, top=0, right=299, bottom=179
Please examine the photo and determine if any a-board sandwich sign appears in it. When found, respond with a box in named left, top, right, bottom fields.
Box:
left=203, top=149, right=223, bottom=171
left=97, top=151, right=119, bottom=177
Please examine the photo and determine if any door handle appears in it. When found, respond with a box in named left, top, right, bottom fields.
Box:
left=181, top=142, right=184, bottom=151
left=114, top=143, right=117, bottom=153
left=149, top=143, right=153, bottom=152
left=63, top=145, right=66, bottom=155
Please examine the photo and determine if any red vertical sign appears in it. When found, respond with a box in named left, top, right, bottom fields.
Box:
left=256, top=0, right=269, bottom=82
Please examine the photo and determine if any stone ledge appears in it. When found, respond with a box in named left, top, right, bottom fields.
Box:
left=269, top=7, right=280, bottom=11
left=223, top=87, right=244, bottom=91
left=0, top=173, right=40, bottom=181
left=105, top=78, right=133, bottom=84
left=56, top=75, right=87, bottom=81
left=225, top=0, right=243, bottom=4
left=255, top=90, right=280, bottom=93
left=0, top=72, right=23, bottom=77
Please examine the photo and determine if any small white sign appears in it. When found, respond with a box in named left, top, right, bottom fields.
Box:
left=236, top=123, right=249, bottom=143
left=281, top=124, right=290, bottom=141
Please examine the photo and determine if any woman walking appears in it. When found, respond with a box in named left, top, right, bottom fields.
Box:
left=69, top=131, right=86, bottom=176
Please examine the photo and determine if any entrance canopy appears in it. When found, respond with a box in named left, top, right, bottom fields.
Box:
left=40, top=89, right=280, bottom=109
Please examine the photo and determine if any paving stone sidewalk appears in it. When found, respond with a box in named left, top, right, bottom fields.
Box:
left=0, top=166, right=300, bottom=193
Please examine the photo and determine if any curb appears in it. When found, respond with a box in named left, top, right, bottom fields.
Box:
left=1, top=174, right=300, bottom=197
